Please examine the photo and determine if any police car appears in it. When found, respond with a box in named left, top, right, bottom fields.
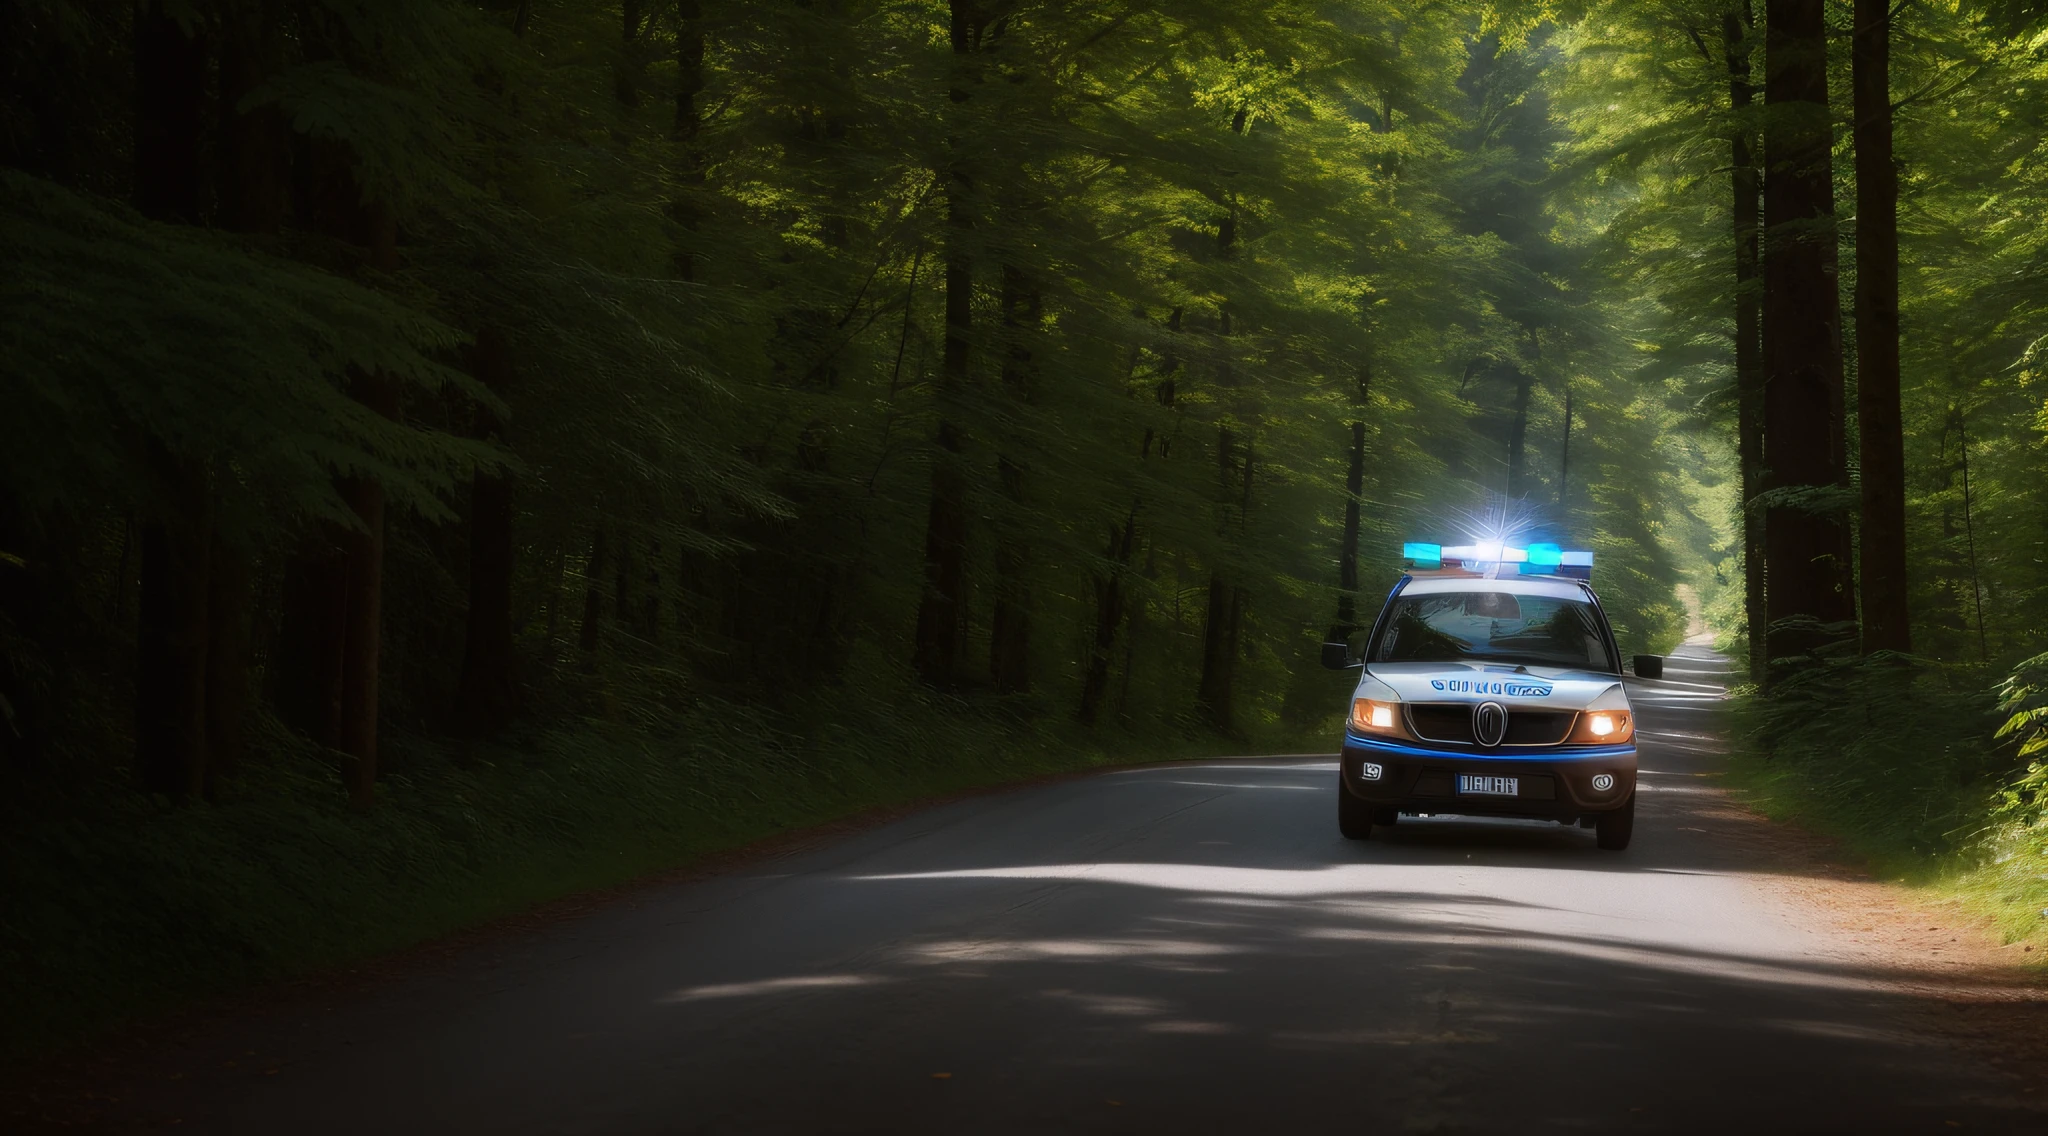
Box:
left=1321, top=541, right=1663, bottom=851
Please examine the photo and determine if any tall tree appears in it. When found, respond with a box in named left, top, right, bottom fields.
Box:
left=1761, top=0, right=1856, bottom=667
left=131, top=2, right=211, bottom=799
left=458, top=327, right=518, bottom=734
left=1853, top=0, right=1911, bottom=654
left=1723, top=2, right=1769, bottom=682
left=912, top=0, right=986, bottom=688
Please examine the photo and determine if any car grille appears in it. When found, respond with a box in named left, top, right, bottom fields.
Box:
left=1407, top=704, right=1475, bottom=744
left=1503, top=711, right=1574, bottom=745
left=1406, top=704, right=1575, bottom=747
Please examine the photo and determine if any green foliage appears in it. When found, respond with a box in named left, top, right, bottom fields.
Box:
left=0, top=681, right=1324, bottom=1058
left=0, top=0, right=1728, bottom=1055
left=0, top=170, right=493, bottom=536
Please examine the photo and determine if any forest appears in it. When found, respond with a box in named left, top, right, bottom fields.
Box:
left=3, top=0, right=2047, bottom=1056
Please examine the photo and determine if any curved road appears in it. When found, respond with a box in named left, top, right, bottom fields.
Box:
left=107, top=647, right=2045, bottom=1132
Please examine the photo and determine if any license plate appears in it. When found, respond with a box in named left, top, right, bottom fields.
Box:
left=1458, top=774, right=1519, bottom=796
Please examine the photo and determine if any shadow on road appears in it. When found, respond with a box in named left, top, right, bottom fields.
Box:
left=24, top=645, right=2047, bottom=1134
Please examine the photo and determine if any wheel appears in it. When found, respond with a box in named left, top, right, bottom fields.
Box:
left=1595, top=794, right=1635, bottom=851
left=1338, top=777, right=1374, bottom=840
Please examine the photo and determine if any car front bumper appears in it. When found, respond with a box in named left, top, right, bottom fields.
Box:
left=1340, top=733, right=1637, bottom=822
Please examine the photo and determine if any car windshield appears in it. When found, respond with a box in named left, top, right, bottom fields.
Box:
left=1371, top=590, right=1616, bottom=671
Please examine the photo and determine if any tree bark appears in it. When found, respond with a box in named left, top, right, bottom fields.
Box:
left=614, top=529, right=634, bottom=639
left=458, top=326, right=518, bottom=734
left=135, top=467, right=209, bottom=799
left=133, top=1, right=207, bottom=224
left=1853, top=0, right=1911, bottom=654
left=1557, top=380, right=1574, bottom=510
left=1197, top=112, right=1251, bottom=732
left=274, top=537, right=350, bottom=747
left=670, top=0, right=706, bottom=280
left=1332, top=362, right=1372, bottom=636
left=203, top=533, right=249, bottom=795
left=579, top=526, right=607, bottom=655
left=1724, top=5, right=1769, bottom=683
left=989, top=267, right=1037, bottom=693
left=217, top=1, right=288, bottom=235
left=1505, top=367, right=1533, bottom=499
left=1197, top=570, right=1237, bottom=733
left=200, top=0, right=288, bottom=791
left=274, top=73, right=401, bottom=801
left=675, top=0, right=705, bottom=141
left=336, top=373, right=393, bottom=809
left=615, top=0, right=645, bottom=107
left=132, top=5, right=211, bottom=798
left=1198, top=431, right=1252, bottom=734
left=1761, top=0, right=1856, bottom=670
left=913, top=0, right=985, bottom=688
left=1080, top=505, right=1138, bottom=724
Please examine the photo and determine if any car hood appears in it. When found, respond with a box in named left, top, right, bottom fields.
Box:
left=1360, top=661, right=1625, bottom=711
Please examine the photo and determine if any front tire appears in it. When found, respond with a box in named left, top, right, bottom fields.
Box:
left=1595, top=795, right=1635, bottom=851
left=1338, top=777, right=1374, bottom=840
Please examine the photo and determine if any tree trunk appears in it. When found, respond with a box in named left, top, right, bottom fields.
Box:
left=1334, top=419, right=1366, bottom=634
left=644, top=536, right=662, bottom=645
left=132, top=5, right=210, bottom=798
left=989, top=267, right=1037, bottom=693
left=675, top=0, right=705, bottom=141
left=1725, top=5, right=1769, bottom=683
left=1853, top=0, right=1911, bottom=655
left=1197, top=571, right=1237, bottom=733
left=203, top=1, right=287, bottom=789
left=615, top=0, right=645, bottom=107
left=135, top=469, right=209, bottom=799
left=274, top=537, right=350, bottom=747
left=1761, top=0, right=1856, bottom=670
left=134, top=1, right=207, bottom=224
left=217, top=1, right=288, bottom=235
left=203, top=533, right=249, bottom=795
left=1333, top=363, right=1372, bottom=637
left=1506, top=367, right=1533, bottom=499
left=1079, top=505, right=1138, bottom=724
left=989, top=458, right=1031, bottom=692
left=1197, top=114, right=1251, bottom=731
left=579, top=526, right=607, bottom=654
left=913, top=0, right=985, bottom=688
left=275, top=101, right=401, bottom=802
left=614, top=530, right=634, bottom=639
left=458, top=327, right=517, bottom=734
left=337, top=374, right=393, bottom=809
left=671, top=0, right=705, bottom=280
left=1557, top=381, right=1574, bottom=510
left=1198, top=431, right=1253, bottom=734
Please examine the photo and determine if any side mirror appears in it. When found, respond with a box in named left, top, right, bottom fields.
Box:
left=1632, top=654, right=1665, bottom=680
left=1321, top=641, right=1356, bottom=670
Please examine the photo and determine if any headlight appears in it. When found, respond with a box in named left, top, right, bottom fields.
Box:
left=1569, top=710, right=1633, bottom=744
left=1350, top=698, right=1402, bottom=735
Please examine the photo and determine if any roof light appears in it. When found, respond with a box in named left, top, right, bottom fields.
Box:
left=1400, top=540, right=1594, bottom=580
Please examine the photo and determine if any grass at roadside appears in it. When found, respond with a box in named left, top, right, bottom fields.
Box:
left=0, top=676, right=1335, bottom=1065
left=1719, top=656, right=2048, bottom=954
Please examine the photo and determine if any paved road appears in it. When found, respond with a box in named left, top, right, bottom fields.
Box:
left=125, top=646, right=2043, bottom=1132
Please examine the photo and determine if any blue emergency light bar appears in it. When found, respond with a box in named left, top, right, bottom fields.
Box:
left=1402, top=541, right=1593, bottom=580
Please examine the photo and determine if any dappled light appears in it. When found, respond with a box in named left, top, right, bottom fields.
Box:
left=6, top=0, right=2047, bottom=1130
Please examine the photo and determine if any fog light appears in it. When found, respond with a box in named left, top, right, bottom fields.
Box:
left=1591, top=773, right=1615, bottom=792
left=1360, top=762, right=1384, bottom=781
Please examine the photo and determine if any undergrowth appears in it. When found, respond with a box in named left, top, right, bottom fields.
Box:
left=1724, top=651, right=2048, bottom=950
left=0, top=674, right=1330, bottom=1064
